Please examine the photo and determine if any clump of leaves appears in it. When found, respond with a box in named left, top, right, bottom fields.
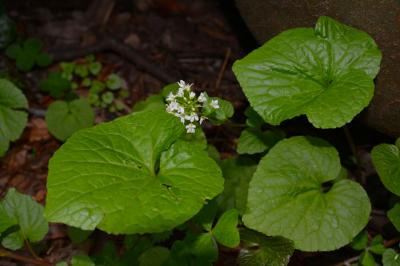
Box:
left=0, top=79, right=28, bottom=156
left=6, top=38, right=52, bottom=72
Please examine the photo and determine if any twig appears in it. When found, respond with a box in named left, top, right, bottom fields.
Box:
left=385, top=238, right=400, bottom=248
left=215, top=47, right=231, bottom=89
left=25, top=239, right=40, bottom=260
left=48, top=36, right=176, bottom=84
left=0, top=248, right=52, bottom=266
left=334, top=255, right=359, bottom=266
left=28, top=108, right=46, bottom=117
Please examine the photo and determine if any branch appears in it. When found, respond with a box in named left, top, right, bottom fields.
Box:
left=48, top=36, right=176, bottom=84
left=0, top=248, right=52, bottom=266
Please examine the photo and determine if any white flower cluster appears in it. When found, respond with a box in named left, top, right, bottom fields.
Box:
left=166, top=80, right=219, bottom=133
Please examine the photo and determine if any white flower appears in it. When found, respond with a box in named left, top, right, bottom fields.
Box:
left=186, top=123, right=196, bottom=133
left=166, top=92, right=175, bottom=102
left=177, top=87, right=184, bottom=97
left=189, top=92, right=196, bottom=99
left=178, top=80, right=186, bottom=87
left=185, top=113, right=199, bottom=122
left=210, top=99, right=219, bottom=109
left=166, top=101, right=179, bottom=113
left=177, top=106, right=185, bottom=114
left=174, top=112, right=185, bottom=123
left=177, top=80, right=192, bottom=92
left=199, top=116, right=206, bottom=124
left=198, top=92, right=207, bottom=103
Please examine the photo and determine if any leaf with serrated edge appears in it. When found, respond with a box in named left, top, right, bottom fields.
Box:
left=232, top=16, right=381, bottom=129
left=371, top=141, right=400, bottom=196
left=243, top=136, right=371, bottom=251
left=1, top=188, right=48, bottom=250
left=0, top=79, right=28, bottom=156
left=45, top=110, right=224, bottom=234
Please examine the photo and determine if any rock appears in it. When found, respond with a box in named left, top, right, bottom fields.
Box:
left=236, top=0, right=400, bottom=136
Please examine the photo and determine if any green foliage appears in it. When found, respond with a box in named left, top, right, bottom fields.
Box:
left=237, top=128, right=285, bottom=155
left=243, top=136, right=371, bottom=251
left=45, top=110, right=224, bottom=234
left=217, top=157, right=257, bottom=215
left=360, top=251, right=376, bottom=266
left=0, top=79, right=28, bottom=156
left=371, top=140, right=400, bottom=196
left=351, top=231, right=369, bottom=250
left=67, top=226, right=93, bottom=244
left=6, top=38, right=52, bottom=71
left=45, top=99, right=94, bottom=141
left=383, top=249, right=400, bottom=266
left=138, top=246, right=170, bottom=266
left=71, top=255, right=95, bottom=266
left=388, top=203, right=400, bottom=232
left=238, top=229, right=294, bottom=266
left=133, top=94, right=165, bottom=112
left=106, top=74, right=123, bottom=90
left=0, top=188, right=48, bottom=250
left=212, top=209, right=240, bottom=248
left=233, top=16, right=381, bottom=128
left=39, top=72, right=71, bottom=99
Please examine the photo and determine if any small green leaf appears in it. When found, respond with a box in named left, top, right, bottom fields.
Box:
left=0, top=79, right=28, bottom=156
left=60, top=62, right=76, bottom=76
left=71, top=255, right=95, bottom=266
left=360, top=251, right=376, bottom=266
left=106, top=74, right=123, bottom=90
left=45, top=99, right=94, bottom=141
left=237, top=128, right=285, bottom=155
left=0, top=204, right=16, bottom=233
left=244, top=107, right=264, bottom=128
left=89, top=80, right=105, bottom=94
left=82, top=78, right=92, bottom=87
left=102, top=91, right=114, bottom=105
left=193, top=200, right=218, bottom=231
left=24, top=38, right=41, bottom=53
left=217, top=157, right=257, bottom=215
left=351, top=230, right=369, bottom=250
left=233, top=16, right=381, bottom=128
left=75, top=65, right=89, bottom=78
left=238, top=228, right=294, bottom=266
left=1, top=188, right=48, bottom=250
left=139, top=246, right=170, bottom=266
left=243, top=136, right=371, bottom=251
left=16, top=50, right=35, bottom=72
left=67, top=226, right=93, bottom=244
left=188, top=233, right=218, bottom=262
left=371, top=141, right=400, bottom=196
left=212, top=209, right=240, bottom=248
left=205, top=98, right=234, bottom=125
left=388, top=203, right=400, bottom=232
left=89, top=62, right=102, bottom=76
left=5, top=43, right=20, bottom=59
left=383, top=248, right=400, bottom=266
left=39, top=72, right=71, bottom=98
left=369, top=235, right=385, bottom=255
left=45, top=110, right=224, bottom=234
left=36, top=52, right=52, bottom=67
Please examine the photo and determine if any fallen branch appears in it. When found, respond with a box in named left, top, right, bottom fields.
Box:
left=0, top=248, right=52, bottom=266
left=48, top=36, right=176, bottom=84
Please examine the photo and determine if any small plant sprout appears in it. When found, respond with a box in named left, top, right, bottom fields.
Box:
left=165, top=80, right=219, bottom=133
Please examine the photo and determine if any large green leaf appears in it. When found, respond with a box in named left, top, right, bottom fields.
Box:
left=238, top=229, right=294, bottom=266
left=45, top=110, right=224, bottom=234
left=0, top=79, right=28, bottom=156
left=371, top=141, right=400, bottom=196
left=232, top=16, right=381, bottom=128
left=243, top=136, right=371, bottom=251
left=45, top=99, right=94, bottom=141
left=1, top=188, right=48, bottom=250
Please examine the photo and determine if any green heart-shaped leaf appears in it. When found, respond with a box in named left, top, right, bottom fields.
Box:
left=238, top=229, right=294, bottom=266
left=0, top=79, right=28, bottom=156
left=243, top=136, right=371, bottom=251
left=212, top=209, right=240, bottom=248
left=45, top=110, right=224, bottom=234
left=45, top=99, right=94, bottom=141
left=232, top=16, right=381, bottom=128
left=371, top=141, right=400, bottom=196
left=1, top=188, right=48, bottom=250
